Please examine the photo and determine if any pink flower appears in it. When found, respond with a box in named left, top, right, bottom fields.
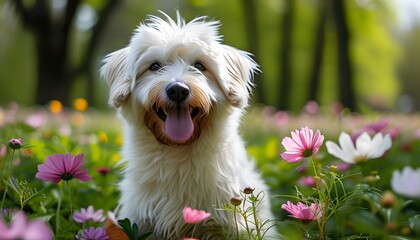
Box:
left=298, top=176, right=317, bottom=187
left=36, top=153, right=92, bottom=184
left=0, top=211, right=53, bottom=240
left=280, top=127, right=324, bottom=163
left=0, top=144, right=7, bottom=158
left=281, top=201, right=321, bottom=222
left=73, top=205, right=105, bottom=223
left=183, top=206, right=211, bottom=224
left=76, top=226, right=109, bottom=240
left=364, top=119, right=389, bottom=133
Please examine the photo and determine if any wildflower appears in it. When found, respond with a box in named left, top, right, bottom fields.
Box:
left=97, top=167, right=111, bottom=175
left=391, top=166, right=420, bottom=199
left=280, top=127, right=324, bottom=163
left=0, top=211, right=52, bottom=240
left=303, top=101, right=319, bottom=115
left=381, top=191, right=396, bottom=208
left=326, top=132, right=392, bottom=164
left=8, top=138, right=23, bottom=150
left=36, top=153, right=92, bottom=184
left=73, top=205, right=105, bottom=223
left=281, top=201, right=321, bottom=222
left=298, top=176, right=317, bottom=187
left=76, top=226, right=109, bottom=240
left=98, top=132, right=108, bottom=143
left=73, top=98, right=88, bottom=111
left=49, top=100, right=63, bottom=113
left=183, top=206, right=211, bottom=224
left=25, top=112, right=46, bottom=129
left=0, top=144, right=7, bottom=158
left=364, top=119, right=389, bottom=134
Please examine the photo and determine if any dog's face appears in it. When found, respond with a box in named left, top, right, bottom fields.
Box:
left=101, top=13, right=258, bottom=146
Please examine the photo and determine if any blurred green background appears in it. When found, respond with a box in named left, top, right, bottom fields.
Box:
left=0, top=0, right=419, bottom=113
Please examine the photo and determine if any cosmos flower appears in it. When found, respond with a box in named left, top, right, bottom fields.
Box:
left=0, top=211, right=52, bottom=240
left=280, top=127, right=324, bottom=163
left=183, top=206, right=211, bottom=224
left=326, top=132, right=392, bottom=164
left=73, top=205, right=105, bottom=223
left=76, top=226, right=109, bottom=240
left=36, top=153, right=92, bottom=184
left=391, top=166, right=420, bottom=199
left=281, top=201, right=321, bottom=222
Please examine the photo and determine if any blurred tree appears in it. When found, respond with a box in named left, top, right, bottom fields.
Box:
left=399, top=26, right=420, bottom=111
left=241, top=0, right=265, bottom=104
left=9, top=0, right=120, bottom=106
left=308, top=0, right=327, bottom=103
left=278, top=0, right=295, bottom=110
left=330, top=0, right=356, bottom=111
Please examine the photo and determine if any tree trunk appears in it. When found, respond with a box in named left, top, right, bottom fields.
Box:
left=308, top=1, right=327, bottom=102
left=330, top=0, right=356, bottom=111
left=278, top=0, right=295, bottom=110
left=241, top=0, right=265, bottom=104
left=11, top=0, right=120, bottom=107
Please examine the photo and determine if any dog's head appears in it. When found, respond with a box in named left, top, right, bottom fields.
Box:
left=101, top=12, right=258, bottom=146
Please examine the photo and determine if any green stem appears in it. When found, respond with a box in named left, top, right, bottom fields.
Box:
left=233, top=206, right=239, bottom=240
left=65, top=181, right=73, bottom=219
left=241, top=195, right=252, bottom=239
left=56, top=184, right=63, bottom=236
left=251, top=196, right=262, bottom=239
left=1, top=149, right=15, bottom=212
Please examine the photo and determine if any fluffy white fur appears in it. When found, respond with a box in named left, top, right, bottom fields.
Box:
left=101, top=12, right=278, bottom=239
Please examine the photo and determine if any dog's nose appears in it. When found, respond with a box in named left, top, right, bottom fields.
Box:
left=166, top=82, right=190, bottom=103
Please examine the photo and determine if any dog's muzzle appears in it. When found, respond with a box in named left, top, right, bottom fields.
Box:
left=154, top=82, right=200, bottom=143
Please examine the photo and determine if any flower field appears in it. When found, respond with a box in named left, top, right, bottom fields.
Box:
left=1, top=101, right=420, bottom=239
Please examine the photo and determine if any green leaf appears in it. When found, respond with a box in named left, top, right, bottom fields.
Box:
left=117, top=218, right=138, bottom=240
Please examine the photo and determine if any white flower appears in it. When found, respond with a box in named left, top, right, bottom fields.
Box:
left=325, top=132, right=392, bottom=164
left=391, top=166, right=420, bottom=199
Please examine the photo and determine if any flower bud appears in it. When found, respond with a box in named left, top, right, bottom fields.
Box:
left=381, top=191, right=396, bottom=208
left=364, top=175, right=380, bottom=185
left=243, top=187, right=254, bottom=195
left=8, top=138, right=23, bottom=150
left=328, top=165, right=338, bottom=173
left=230, top=196, right=242, bottom=206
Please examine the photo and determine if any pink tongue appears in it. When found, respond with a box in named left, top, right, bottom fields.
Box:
left=165, top=108, right=194, bottom=142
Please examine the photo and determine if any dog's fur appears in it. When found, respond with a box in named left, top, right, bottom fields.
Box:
left=101, top=12, right=277, bottom=239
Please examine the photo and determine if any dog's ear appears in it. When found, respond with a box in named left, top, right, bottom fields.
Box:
left=100, top=48, right=131, bottom=108
left=219, top=45, right=258, bottom=108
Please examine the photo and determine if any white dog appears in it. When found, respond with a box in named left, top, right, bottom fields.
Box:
left=101, top=12, right=278, bottom=239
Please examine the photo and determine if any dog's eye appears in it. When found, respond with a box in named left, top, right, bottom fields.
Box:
left=194, top=62, right=206, bottom=72
left=149, top=62, right=162, bottom=71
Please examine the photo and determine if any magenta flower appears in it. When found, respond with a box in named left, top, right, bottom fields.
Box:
left=298, top=176, right=317, bottom=187
left=73, top=205, right=105, bottom=223
left=36, top=153, right=92, bottom=184
left=281, top=201, right=321, bottom=222
left=76, top=226, right=109, bottom=240
left=280, top=127, right=324, bottom=163
left=183, top=206, right=211, bottom=224
left=0, top=211, right=53, bottom=240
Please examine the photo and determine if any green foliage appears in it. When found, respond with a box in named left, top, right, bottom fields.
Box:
left=1, top=104, right=420, bottom=239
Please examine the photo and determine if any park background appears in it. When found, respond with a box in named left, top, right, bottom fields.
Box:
left=1, top=0, right=420, bottom=239
left=0, top=0, right=420, bottom=113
